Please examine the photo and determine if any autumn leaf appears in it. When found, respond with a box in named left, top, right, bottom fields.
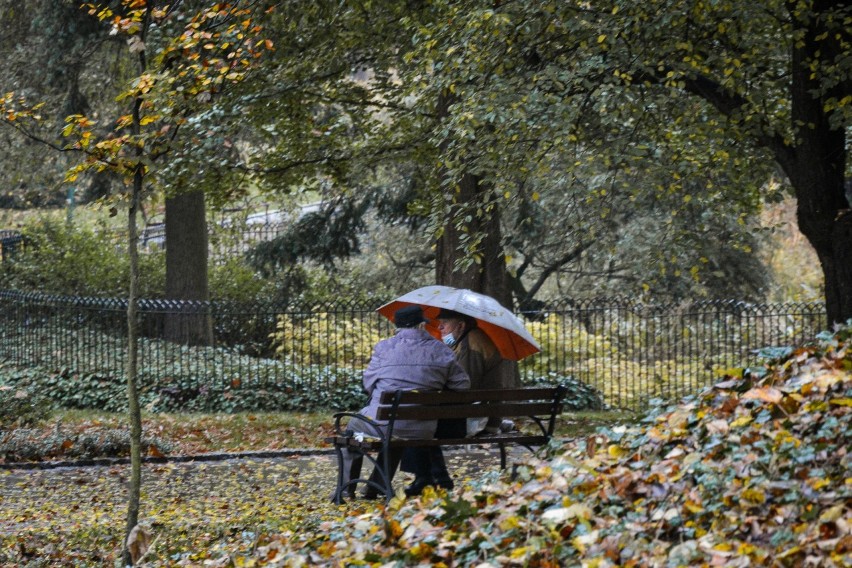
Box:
left=126, top=524, right=152, bottom=564
left=741, top=386, right=783, bottom=404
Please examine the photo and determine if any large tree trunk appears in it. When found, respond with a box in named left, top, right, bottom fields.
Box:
left=435, top=172, right=512, bottom=308
left=434, top=89, right=512, bottom=307
left=782, top=0, right=851, bottom=326
left=164, top=189, right=213, bottom=345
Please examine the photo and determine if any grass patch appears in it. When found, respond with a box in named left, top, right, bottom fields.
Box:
left=554, top=409, right=637, bottom=438
left=2, top=408, right=636, bottom=463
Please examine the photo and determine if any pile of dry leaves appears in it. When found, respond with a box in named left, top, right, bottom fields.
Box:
left=221, top=324, right=851, bottom=567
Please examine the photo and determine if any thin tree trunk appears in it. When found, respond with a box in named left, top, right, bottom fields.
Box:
left=123, top=165, right=143, bottom=567
left=123, top=7, right=149, bottom=565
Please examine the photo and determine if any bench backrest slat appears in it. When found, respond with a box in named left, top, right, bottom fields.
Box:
left=376, top=401, right=561, bottom=421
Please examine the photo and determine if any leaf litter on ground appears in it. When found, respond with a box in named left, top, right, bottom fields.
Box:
left=1, top=326, right=849, bottom=566
left=188, top=324, right=851, bottom=567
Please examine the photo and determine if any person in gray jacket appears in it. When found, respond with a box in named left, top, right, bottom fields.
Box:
left=340, top=305, right=470, bottom=499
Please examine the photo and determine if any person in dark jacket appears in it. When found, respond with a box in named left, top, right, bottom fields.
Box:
left=401, top=308, right=521, bottom=496
left=338, top=305, right=469, bottom=500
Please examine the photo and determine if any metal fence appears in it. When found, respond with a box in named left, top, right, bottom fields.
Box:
left=0, top=230, right=24, bottom=262
left=0, top=290, right=827, bottom=410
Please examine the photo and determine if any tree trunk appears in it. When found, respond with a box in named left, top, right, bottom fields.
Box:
left=781, top=0, right=851, bottom=325
left=435, top=172, right=512, bottom=307
left=122, top=110, right=144, bottom=568
left=434, top=89, right=512, bottom=307
left=164, top=189, right=213, bottom=345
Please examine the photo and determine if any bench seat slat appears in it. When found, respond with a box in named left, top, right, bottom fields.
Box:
left=325, top=433, right=549, bottom=450
left=376, top=402, right=560, bottom=421
left=379, top=387, right=560, bottom=405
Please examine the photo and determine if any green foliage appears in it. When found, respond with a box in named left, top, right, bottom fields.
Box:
left=523, top=314, right=614, bottom=372
left=524, top=374, right=605, bottom=411
left=0, top=426, right=173, bottom=463
left=0, top=362, right=367, bottom=415
left=207, top=256, right=278, bottom=304
left=270, top=312, right=384, bottom=368
left=0, top=217, right=316, bottom=304
left=0, top=385, right=51, bottom=431
left=0, top=217, right=165, bottom=297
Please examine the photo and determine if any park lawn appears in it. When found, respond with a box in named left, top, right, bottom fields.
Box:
left=53, top=409, right=337, bottom=454
left=3, top=409, right=634, bottom=462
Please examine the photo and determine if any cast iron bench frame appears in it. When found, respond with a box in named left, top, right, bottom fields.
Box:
left=327, top=385, right=566, bottom=503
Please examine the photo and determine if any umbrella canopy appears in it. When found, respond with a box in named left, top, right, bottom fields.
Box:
left=378, top=285, right=541, bottom=361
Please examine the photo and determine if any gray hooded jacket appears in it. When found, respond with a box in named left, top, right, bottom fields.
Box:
left=358, top=327, right=470, bottom=438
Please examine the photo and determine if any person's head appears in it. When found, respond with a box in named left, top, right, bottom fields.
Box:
left=436, top=309, right=475, bottom=346
left=393, top=305, right=427, bottom=329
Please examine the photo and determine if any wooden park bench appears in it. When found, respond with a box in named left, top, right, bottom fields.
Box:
left=327, top=385, right=567, bottom=503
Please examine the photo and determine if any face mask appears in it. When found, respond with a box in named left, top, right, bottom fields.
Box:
left=442, top=334, right=457, bottom=347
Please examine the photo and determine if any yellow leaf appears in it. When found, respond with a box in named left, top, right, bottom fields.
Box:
left=684, top=500, right=704, bottom=514
left=500, top=516, right=521, bottom=530
left=607, top=444, right=626, bottom=458
left=777, top=546, right=801, bottom=559
left=386, top=519, right=403, bottom=539
left=597, top=34, right=607, bottom=43
left=730, top=415, right=752, bottom=428
left=741, top=488, right=765, bottom=504
left=820, top=503, right=844, bottom=522
left=738, top=542, right=759, bottom=555
left=510, top=547, right=528, bottom=559
left=829, top=398, right=852, bottom=407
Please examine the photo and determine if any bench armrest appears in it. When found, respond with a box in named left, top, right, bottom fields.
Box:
left=331, top=412, right=385, bottom=440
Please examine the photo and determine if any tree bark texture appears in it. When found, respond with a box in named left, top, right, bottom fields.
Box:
left=164, top=190, right=213, bottom=345
left=435, top=172, right=512, bottom=308
left=781, top=0, right=851, bottom=325
left=123, top=132, right=143, bottom=568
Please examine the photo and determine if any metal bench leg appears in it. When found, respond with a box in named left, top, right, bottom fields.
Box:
left=361, top=448, right=402, bottom=501
left=331, top=447, right=363, bottom=504
left=331, top=445, right=346, bottom=504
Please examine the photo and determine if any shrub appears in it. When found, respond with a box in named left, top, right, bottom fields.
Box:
left=269, top=311, right=383, bottom=368
left=207, top=257, right=278, bottom=304
left=523, top=373, right=606, bottom=411
left=0, top=427, right=173, bottom=462
left=0, top=385, right=51, bottom=430
left=0, top=217, right=165, bottom=297
left=0, top=362, right=368, bottom=415
left=522, top=314, right=614, bottom=376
